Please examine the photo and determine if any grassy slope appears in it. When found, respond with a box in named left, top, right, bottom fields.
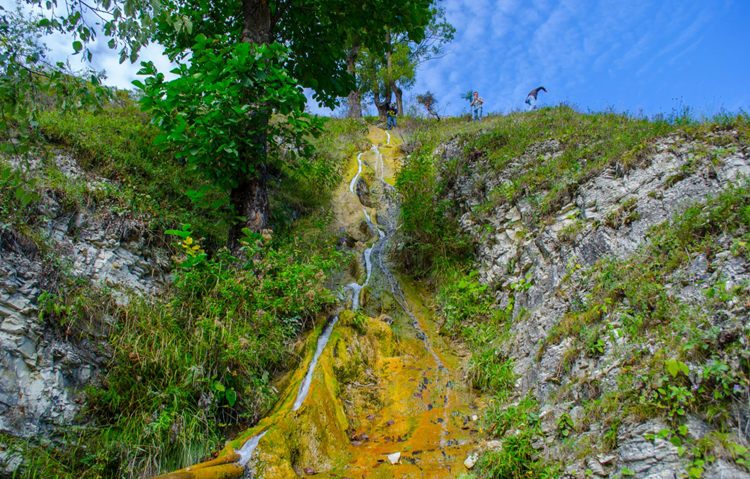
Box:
left=1, top=103, right=367, bottom=478
left=395, top=106, right=750, bottom=477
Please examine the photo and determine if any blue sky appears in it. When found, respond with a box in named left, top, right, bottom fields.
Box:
left=415, top=0, right=750, bottom=117
left=6, top=0, right=749, bottom=118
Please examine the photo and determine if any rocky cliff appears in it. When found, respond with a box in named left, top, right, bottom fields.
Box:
left=0, top=149, right=171, bottom=472
left=430, top=127, right=750, bottom=478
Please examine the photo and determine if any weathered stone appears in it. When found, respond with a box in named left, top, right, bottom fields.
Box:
left=0, top=152, right=172, bottom=442
left=434, top=134, right=750, bottom=477
left=464, top=453, right=478, bottom=469
left=704, top=459, right=750, bottom=479
left=485, top=440, right=502, bottom=450
left=586, top=458, right=606, bottom=476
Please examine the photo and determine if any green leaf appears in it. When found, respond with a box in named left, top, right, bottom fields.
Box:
left=72, top=40, right=83, bottom=53
left=670, top=436, right=682, bottom=447
left=226, top=388, right=237, bottom=407
left=165, top=224, right=193, bottom=239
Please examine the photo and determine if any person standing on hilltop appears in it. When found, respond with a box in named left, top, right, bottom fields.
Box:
left=471, top=91, right=484, bottom=122
left=386, top=102, right=398, bottom=130
left=525, top=86, right=547, bottom=110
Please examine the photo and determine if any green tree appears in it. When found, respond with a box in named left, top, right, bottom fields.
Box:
left=0, top=2, right=111, bottom=213
left=416, top=91, right=440, bottom=120
left=136, top=0, right=434, bottom=251
left=0, top=4, right=111, bottom=155
left=356, top=41, right=415, bottom=119
left=351, top=3, right=454, bottom=118
left=15, top=0, right=434, bottom=251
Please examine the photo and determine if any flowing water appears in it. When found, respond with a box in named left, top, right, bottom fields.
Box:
left=292, top=317, right=340, bottom=412
left=153, top=127, right=481, bottom=479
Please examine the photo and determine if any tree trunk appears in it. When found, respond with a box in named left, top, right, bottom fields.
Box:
left=227, top=0, right=272, bottom=253
left=348, top=90, right=363, bottom=118
left=381, top=29, right=398, bottom=121
left=373, top=89, right=392, bottom=119
left=346, top=43, right=362, bottom=119
left=392, top=84, right=403, bottom=117
left=241, top=0, right=271, bottom=45
left=227, top=170, right=269, bottom=252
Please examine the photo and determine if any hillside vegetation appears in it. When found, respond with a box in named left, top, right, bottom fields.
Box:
left=0, top=99, right=366, bottom=478
left=395, top=105, right=750, bottom=478
left=3, top=99, right=750, bottom=479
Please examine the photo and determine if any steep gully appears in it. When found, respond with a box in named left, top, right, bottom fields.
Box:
left=153, top=128, right=482, bottom=479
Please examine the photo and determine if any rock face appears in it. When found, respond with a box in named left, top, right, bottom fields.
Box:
left=432, top=132, right=750, bottom=477
left=0, top=152, right=171, bottom=440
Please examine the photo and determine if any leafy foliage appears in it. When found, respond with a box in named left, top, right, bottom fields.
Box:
left=22, top=226, right=343, bottom=478
left=136, top=38, right=322, bottom=194
left=479, top=398, right=557, bottom=478
left=396, top=152, right=473, bottom=273
left=354, top=3, right=454, bottom=111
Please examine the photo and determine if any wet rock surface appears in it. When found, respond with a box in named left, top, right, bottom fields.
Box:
left=189, top=127, right=484, bottom=479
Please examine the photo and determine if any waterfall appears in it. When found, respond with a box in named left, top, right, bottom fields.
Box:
left=348, top=152, right=364, bottom=195
left=237, top=430, right=268, bottom=465
left=292, top=317, right=340, bottom=411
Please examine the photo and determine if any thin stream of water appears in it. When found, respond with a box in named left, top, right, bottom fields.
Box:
left=237, top=430, right=268, bottom=466
left=348, top=152, right=364, bottom=195
left=292, top=317, right=340, bottom=411
left=228, top=130, right=406, bottom=471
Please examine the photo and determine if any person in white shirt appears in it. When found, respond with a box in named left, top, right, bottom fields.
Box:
left=471, top=92, right=484, bottom=122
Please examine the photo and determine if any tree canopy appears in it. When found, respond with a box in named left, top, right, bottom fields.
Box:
left=10, top=0, right=437, bottom=249
left=349, top=3, right=454, bottom=117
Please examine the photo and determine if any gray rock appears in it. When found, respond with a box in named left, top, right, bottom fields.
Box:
left=464, top=453, right=478, bottom=469
left=0, top=152, right=172, bottom=441
left=433, top=133, right=750, bottom=478
left=586, top=457, right=606, bottom=476
left=704, top=459, right=750, bottom=479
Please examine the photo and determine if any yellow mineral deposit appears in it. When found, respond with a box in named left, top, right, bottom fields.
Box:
left=149, top=127, right=484, bottom=479
left=149, top=451, right=244, bottom=479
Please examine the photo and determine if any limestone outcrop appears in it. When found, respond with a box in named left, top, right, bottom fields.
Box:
left=0, top=152, right=171, bottom=448
left=431, top=131, right=750, bottom=478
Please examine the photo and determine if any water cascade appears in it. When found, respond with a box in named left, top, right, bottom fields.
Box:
left=152, top=127, right=477, bottom=479
left=236, top=140, right=384, bottom=467
left=348, top=152, right=364, bottom=195
left=292, top=317, right=339, bottom=411
left=236, top=430, right=268, bottom=466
